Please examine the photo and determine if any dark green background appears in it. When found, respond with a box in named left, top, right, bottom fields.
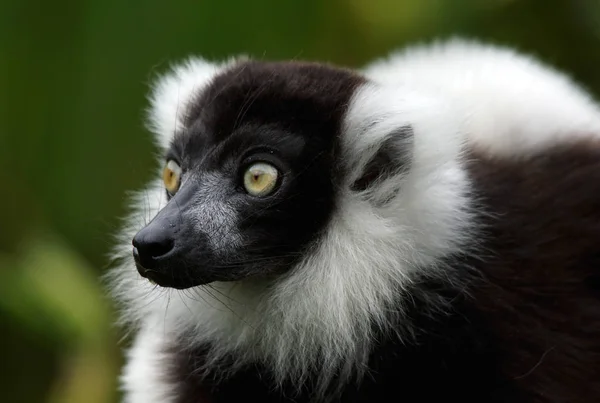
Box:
left=1, top=1, right=599, bottom=402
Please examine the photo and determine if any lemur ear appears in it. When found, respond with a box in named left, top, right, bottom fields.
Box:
left=351, top=125, right=413, bottom=193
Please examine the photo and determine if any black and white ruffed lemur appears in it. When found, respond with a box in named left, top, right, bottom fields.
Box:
left=108, top=39, right=600, bottom=403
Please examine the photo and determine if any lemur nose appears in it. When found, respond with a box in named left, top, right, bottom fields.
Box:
left=132, top=224, right=176, bottom=272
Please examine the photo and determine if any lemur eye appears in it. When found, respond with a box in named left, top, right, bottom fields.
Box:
left=243, top=162, right=279, bottom=197
left=163, top=160, right=182, bottom=195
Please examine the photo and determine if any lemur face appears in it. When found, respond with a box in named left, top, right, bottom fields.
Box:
left=132, top=61, right=363, bottom=289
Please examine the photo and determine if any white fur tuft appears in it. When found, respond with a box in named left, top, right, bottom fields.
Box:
left=146, top=56, right=241, bottom=150
left=120, top=324, right=176, bottom=403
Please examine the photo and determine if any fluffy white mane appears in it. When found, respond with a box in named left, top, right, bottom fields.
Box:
left=364, top=38, right=600, bottom=157
left=109, top=39, right=600, bottom=403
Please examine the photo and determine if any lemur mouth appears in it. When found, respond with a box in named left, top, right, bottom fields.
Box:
left=133, top=244, right=252, bottom=289
left=132, top=246, right=211, bottom=289
left=132, top=250, right=157, bottom=285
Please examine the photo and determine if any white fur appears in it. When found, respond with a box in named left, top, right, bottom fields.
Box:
left=110, top=39, right=600, bottom=402
left=120, top=322, right=176, bottom=403
left=146, top=56, right=241, bottom=150
left=364, top=38, right=600, bottom=156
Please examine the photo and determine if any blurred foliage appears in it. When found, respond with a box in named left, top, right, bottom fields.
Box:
left=1, top=0, right=599, bottom=402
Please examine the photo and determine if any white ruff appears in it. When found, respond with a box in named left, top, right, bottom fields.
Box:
left=364, top=38, right=600, bottom=157
left=109, top=39, right=600, bottom=402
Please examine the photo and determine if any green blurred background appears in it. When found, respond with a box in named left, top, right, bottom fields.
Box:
left=1, top=0, right=599, bottom=402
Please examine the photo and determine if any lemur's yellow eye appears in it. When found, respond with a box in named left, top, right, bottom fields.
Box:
left=163, top=160, right=182, bottom=195
left=243, top=162, right=279, bottom=197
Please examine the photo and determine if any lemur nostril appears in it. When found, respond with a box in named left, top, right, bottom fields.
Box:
left=132, top=226, right=176, bottom=269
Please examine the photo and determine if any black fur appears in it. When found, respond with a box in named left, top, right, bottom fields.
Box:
left=165, top=140, right=600, bottom=403
left=350, top=125, right=413, bottom=193
left=465, top=141, right=600, bottom=402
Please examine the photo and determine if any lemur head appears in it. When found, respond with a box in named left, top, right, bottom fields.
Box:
left=132, top=61, right=365, bottom=289
left=131, top=59, right=467, bottom=290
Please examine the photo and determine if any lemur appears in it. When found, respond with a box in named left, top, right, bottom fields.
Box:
left=109, top=39, right=600, bottom=403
